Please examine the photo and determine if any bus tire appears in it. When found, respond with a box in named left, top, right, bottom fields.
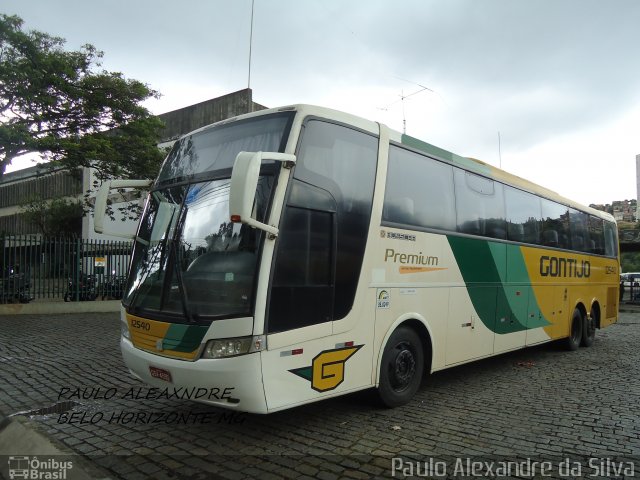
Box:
left=566, top=309, right=583, bottom=351
left=581, top=313, right=596, bottom=347
left=377, top=326, right=424, bottom=408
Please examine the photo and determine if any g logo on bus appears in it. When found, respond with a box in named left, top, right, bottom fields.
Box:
left=289, top=345, right=363, bottom=392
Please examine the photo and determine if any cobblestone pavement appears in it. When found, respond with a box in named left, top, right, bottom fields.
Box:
left=1, top=312, right=639, bottom=479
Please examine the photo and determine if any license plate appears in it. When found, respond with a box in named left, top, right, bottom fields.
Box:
left=149, top=366, right=172, bottom=383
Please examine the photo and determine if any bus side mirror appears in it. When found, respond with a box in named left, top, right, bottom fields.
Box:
left=94, top=179, right=153, bottom=239
left=229, top=151, right=296, bottom=237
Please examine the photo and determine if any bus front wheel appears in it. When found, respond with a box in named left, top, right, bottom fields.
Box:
left=377, top=326, right=424, bottom=408
left=566, top=309, right=583, bottom=351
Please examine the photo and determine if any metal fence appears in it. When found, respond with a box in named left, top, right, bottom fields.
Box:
left=621, top=281, right=640, bottom=305
left=0, top=236, right=132, bottom=304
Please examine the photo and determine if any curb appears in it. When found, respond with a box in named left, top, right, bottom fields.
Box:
left=0, top=412, right=111, bottom=479
left=619, top=304, right=640, bottom=313
left=0, top=300, right=121, bottom=316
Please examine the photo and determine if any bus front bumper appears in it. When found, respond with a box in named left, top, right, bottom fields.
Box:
left=120, top=337, right=268, bottom=414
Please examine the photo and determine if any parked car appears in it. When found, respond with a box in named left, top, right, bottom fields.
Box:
left=621, top=272, right=640, bottom=288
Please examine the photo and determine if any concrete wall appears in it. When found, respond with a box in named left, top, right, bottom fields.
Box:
left=158, top=88, right=266, bottom=142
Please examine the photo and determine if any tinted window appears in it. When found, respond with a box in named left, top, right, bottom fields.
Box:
left=272, top=206, right=333, bottom=286
left=454, top=169, right=506, bottom=238
left=569, top=209, right=589, bottom=252
left=269, top=120, right=378, bottom=332
left=383, top=146, right=456, bottom=231
left=588, top=216, right=605, bottom=255
left=269, top=204, right=334, bottom=333
left=604, top=221, right=619, bottom=257
left=158, top=113, right=293, bottom=182
left=294, top=120, right=377, bottom=213
left=541, top=199, right=570, bottom=249
left=295, top=121, right=377, bottom=319
left=505, top=187, right=541, bottom=244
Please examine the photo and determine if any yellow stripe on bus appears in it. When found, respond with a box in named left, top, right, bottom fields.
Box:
left=126, top=313, right=201, bottom=360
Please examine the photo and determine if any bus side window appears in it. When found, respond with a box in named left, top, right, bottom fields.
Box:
left=542, top=229, right=559, bottom=247
left=453, top=169, right=506, bottom=239
left=569, top=209, right=589, bottom=253
left=541, top=199, right=570, bottom=249
left=588, top=216, right=605, bottom=255
left=505, top=186, right=542, bottom=245
left=383, top=145, right=456, bottom=231
left=604, top=221, right=619, bottom=257
left=383, top=197, right=415, bottom=225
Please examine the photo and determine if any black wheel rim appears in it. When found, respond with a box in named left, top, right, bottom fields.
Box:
left=388, top=342, right=416, bottom=392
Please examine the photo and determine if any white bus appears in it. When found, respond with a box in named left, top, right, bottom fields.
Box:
left=96, top=105, right=619, bottom=413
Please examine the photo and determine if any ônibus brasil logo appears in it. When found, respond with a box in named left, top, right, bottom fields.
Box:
left=289, top=345, right=363, bottom=392
left=8, top=456, right=73, bottom=479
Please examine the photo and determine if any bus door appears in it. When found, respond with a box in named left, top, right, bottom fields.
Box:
left=260, top=119, right=379, bottom=411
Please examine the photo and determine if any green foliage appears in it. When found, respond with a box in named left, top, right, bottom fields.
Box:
left=621, top=252, right=640, bottom=273
left=0, top=14, right=165, bottom=180
left=21, top=196, right=84, bottom=237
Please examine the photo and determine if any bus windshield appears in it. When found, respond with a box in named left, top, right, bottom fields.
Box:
left=122, top=112, right=294, bottom=323
left=157, top=112, right=294, bottom=183
left=123, top=176, right=275, bottom=323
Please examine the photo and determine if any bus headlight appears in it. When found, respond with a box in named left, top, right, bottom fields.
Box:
left=121, top=319, right=131, bottom=340
left=202, top=335, right=266, bottom=359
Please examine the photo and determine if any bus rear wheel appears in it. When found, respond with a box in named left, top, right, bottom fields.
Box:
left=377, top=326, right=424, bottom=408
left=565, top=309, right=583, bottom=351
left=581, top=312, right=596, bottom=347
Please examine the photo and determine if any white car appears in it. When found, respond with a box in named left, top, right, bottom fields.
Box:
left=621, top=273, right=640, bottom=288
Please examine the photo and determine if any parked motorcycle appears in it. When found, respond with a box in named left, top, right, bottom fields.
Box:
left=63, top=273, right=98, bottom=302
left=0, top=267, right=32, bottom=304
left=101, top=275, right=127, bottom=300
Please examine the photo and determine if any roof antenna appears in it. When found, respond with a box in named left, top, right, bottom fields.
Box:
left=248, top=0, right=255, bottom=90
left=379, top=78, right=434, bottom=134
left=498, top=131, right=502, bottom=169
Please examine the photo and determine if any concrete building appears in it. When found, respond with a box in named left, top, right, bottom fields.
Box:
left=591, top=199, right=637, bottom=223
left=0, top=89, right=265, bottom=238
left=0, top=166, right=83, bottom=235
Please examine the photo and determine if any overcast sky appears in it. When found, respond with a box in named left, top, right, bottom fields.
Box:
left=4, top=0, right=640, bottom=206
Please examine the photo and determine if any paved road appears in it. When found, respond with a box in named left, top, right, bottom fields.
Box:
left=1, top=311, right=639, bottom=479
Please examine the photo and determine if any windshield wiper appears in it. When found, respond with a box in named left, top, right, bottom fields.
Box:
left=169, top=238, right=196, bottom=324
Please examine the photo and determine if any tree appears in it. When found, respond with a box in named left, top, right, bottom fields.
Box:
left=0, top=14, right=165, bottom=181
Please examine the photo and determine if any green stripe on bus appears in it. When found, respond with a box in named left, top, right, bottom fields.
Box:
left=401, top=134, right=493, bottom=177
left=447, top=236, right=550, bottom=333
left=164, top=324, right=208, bottom=353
